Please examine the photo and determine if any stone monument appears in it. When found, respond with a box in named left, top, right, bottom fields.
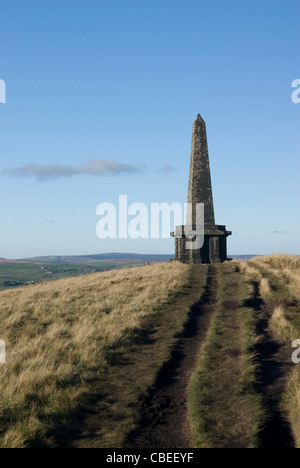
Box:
left=171, top=114, right=231, bottom=264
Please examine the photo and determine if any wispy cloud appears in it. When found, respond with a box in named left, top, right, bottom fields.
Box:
left=272, top=230, right=288, bottom=234
left=157, top=165, right=177, bottom=175
left=4, top=158, right=144, bottom=182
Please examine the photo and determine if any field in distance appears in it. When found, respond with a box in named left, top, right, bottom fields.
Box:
left=0, top=254, right=257, bottom=290
left=0, top=254, right=173, bottom=290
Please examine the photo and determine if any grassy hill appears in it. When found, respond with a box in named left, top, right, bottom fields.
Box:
left=0, top=262, right=191, bottom=447
left=0, top=254, right=299, bottom=448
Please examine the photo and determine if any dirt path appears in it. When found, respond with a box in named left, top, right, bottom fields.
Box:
left=250, top=282, right=295, bottom=448
left=67, top=264, right=295, bottom=449
left=126, top=265, right=218, bottom=448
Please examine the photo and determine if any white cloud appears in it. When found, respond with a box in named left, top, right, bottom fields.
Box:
left=5, top=158, right=144, bottom=181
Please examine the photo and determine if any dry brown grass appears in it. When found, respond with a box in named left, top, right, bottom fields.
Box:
left=252, top=255, right=300, bottom=300
left=251, top=254, right=300, bottom=447
left=284, top=367, right=300, bottom=448
left=0, top=262, right=190, bottom=448
left=281, top=268, right=300, bottom=300
left=270, top=304, right=297, bottom=341
left=237, top=261, right=274, bottom=301
left=259, top=277, right=272, bottom=300
left=253, top=254, right=300, bottom=270
left=237, top=262, right=262, bottom=281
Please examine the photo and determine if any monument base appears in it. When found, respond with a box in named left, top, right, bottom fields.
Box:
left=171, top=225, right=232, bottom=264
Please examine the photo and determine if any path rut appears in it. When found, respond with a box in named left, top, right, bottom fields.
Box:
left=127, top=265, right=218, bottom=448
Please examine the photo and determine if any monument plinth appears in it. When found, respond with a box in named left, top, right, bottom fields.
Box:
left=171, top=114, right=231, bottom=264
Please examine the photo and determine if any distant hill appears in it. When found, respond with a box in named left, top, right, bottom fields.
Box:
left=1, top=254, right=172, bottom=291
left=20, top=253, right=174, bottom=264
left=230, top=255, right=260, bottom=261
left=9, top=253, right=264, bottom=264
left=20, top=253, right=261, bottom=264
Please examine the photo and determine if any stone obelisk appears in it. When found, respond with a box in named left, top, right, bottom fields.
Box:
left=171, top=114, right=231, bottom=264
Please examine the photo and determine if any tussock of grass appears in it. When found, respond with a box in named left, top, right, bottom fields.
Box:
left=238, top=262, right=262, bottom=281
left=260, top=278, right=272, bottom=300
left=252, top=255, right=300, bottom=300
left=281, top=268, right=300, bottom=300
left=253, top=254, right=300, bottom=270
left=270, top=305, right=297, bottom=341
left=0, top=262, right=190, bottom=448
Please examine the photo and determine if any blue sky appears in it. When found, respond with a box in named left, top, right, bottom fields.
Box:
left=0, top=0, right=299, bottom=258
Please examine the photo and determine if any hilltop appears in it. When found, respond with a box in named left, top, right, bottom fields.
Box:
left=0, top=254, right=299, bottom=448
left=19, top=253, right=174, bottom=264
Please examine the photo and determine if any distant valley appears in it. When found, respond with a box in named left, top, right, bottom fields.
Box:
left=0, top=253, right=259, bottom=290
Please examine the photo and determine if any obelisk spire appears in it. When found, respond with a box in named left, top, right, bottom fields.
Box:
left=187, top=114, right=215, bottom=228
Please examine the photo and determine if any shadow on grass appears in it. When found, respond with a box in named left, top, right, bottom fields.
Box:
left=246, top=280, right=295, bottom=449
